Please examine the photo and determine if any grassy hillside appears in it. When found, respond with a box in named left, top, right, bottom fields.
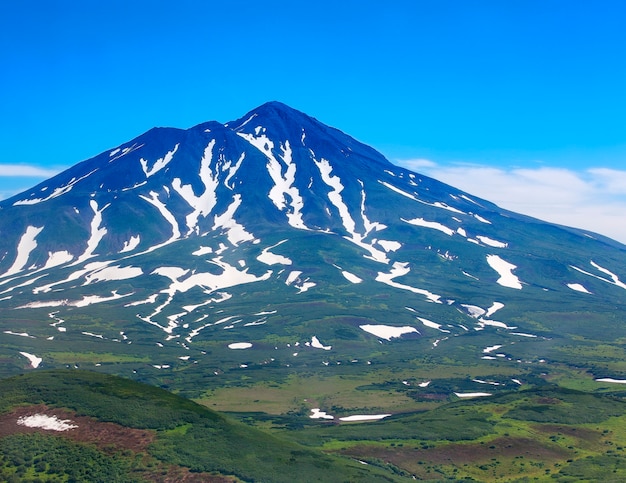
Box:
left=0, top=370, right=402, bottom=482
left=4, top=369, right=626, bottom=482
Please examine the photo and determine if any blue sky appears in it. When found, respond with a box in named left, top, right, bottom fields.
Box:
left=1, top=1, right=625, bottom=242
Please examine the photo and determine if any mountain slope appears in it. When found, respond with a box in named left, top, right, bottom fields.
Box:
left=1, top=102, right=625, bottom=406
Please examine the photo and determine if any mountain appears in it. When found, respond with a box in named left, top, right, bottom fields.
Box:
left=1, top=101, right=626, bottom=407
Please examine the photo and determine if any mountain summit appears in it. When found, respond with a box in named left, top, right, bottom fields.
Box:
left=1, top=103, right=625, bottom=397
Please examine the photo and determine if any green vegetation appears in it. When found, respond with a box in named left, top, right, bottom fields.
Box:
left=3, top=365, right=626, bottom=481
left=0, top=370, right=402, bottom=482
left=0, top=433, right=138, bottom=483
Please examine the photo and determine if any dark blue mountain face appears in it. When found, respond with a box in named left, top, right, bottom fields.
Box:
left=1, top=102, right=625, bottom=388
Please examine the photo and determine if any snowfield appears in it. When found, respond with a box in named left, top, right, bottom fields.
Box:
left=339, top=414, right=391, bottom=422
left=228, top=342, right=253, bottom=349
left=596, top=378, right=626, bottom=384
left=257, top=240, right=293, bottom=265
left=454, top=392, right=492, bottom=398
left=486, top=255, right=522, bottom=289
left=359, top=324, right=419, bottom=340
left=17, top=414, right=77, bottom=431
left=567, top=283, right=591, bottom=294
left=376, top=262, right=442, bottom=303
left=402, top=217, right=454, bottom=236
left=19, top=351, right=42, bottom=368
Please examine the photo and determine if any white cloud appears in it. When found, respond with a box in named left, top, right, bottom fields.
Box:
left=0, top=164, right=65, bottom=202
left=395, top=159, right=626, bottom=245
left=0, top=164, right=63, bottom=177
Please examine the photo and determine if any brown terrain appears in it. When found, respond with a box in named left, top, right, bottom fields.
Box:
left=0, top=404, right=237, bottom=482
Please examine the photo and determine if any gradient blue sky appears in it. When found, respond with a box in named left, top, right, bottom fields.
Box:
left=1, top=1, right=625, bottom=241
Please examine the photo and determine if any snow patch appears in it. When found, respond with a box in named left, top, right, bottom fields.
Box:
left=462, top=304, right=486, bottom=318
left=339, top=414, right=391, bottom=422
left=120, top=235, right=141, bottom=253
left=417, top=317, right=450, bottom=333
left=228, top=342, right=252, bottom=349
left=84, top=265, right=143, bottom=284
left=257, top=240, right=292, bottom=265
left=483, top=345, right=503, bottom=353
left=311, top=336, right=331, bottom=350
left=486, top=255, right=522, bottom=289
left=19, top=351, right=42, bottom=368
left=172, top=140, right=218, bottom=234
left=285, top=271, right=301, bottom=285
left=13, top=169, right=97, bottom=206
left=17, top=414, right=77, bottom=431
left=140, top=144, right=179, bottom=177
left=402, top=217, right=454, bottom=236
left=315, top=161, right=388, bottom=263
left=454, top=392, right=492, bottom=398
left=341, top=270, right=362, bottom=284
left=485, top=302, right=505, bottom=318
left=43, top=250, right=74, bottom=269
left=360, top=324, right=419, bottom=341
left=376, top=262, right=441, bottom=303
left=567, top=283, right=591, bottom=294
left=213, top=194, right=255, bottom=245
left=238, top=134, right=307, bottom=230
left=476, top=236, right=507, bottom=248
left=72, top=200, right=109, bottom=265
left=139, top=191, right=180, bottom=247
left=5, top=331, right=35, bottom=338
left=2, top=226, right=43, bottom=277
left=596, top=378, right=626, bottom=384
left=376, top=240, right=401, bottom=252
left=310, top=408, right=334, bottom=420
left=473, top=214, right=491, bottom=224
left=193, top=246, right=213, bottom=256
left=590, top=261, right=626, bottom=289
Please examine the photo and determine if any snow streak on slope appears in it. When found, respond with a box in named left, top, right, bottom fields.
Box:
left=476, top=236, right=507, bottom=248
left=570, top=261, right=626, bottom=290
left=19, top=352, right=43, bottom=368
left=212, top=194, right=255, bottom=245
left=138, top=258, right=272, bottom=335
left=486, top=255, right=522, bottom=289
left=120, top=236, right=141, bottom=253
left=2, top=226, right=43, bottom=277
left=140, top=144, right=179, bottom=177
left=341, top=270, right=362, bottom=284
left=360, top=324, right=419, bottom=340
left=590, top=261, right=626, bottom=289
left=315, top=158, right=356, bottom=233
left=359, top=180, right=387, bottom=234
left=32, top=262, right=102, bottom=294
left=224, top=153, right=245, bottom=190
left=237, top=132, right=307, bottom=230
left=417, top=317, right=450, bottom=333
left=43, top=250, right=74, bottom=269
left=139, top=191, right=180, bottom=247
left=172, top=140, right=218, bottom=235
left=567, top=283, right=591, bottom=294
left=315, top=158, right=388, bottom=263
left=402, top=217, right=454, bottom=236
left=378, top=181, right=465, bottom=214
left=376, top=262, right=442, bottom=303
left=83, top=265, right=143, bottom=284
left=257, top=240, right=292, bottom=265
left=73, top=200, right=109, bottom=265
left=13, top=169, right=98, bottom=206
